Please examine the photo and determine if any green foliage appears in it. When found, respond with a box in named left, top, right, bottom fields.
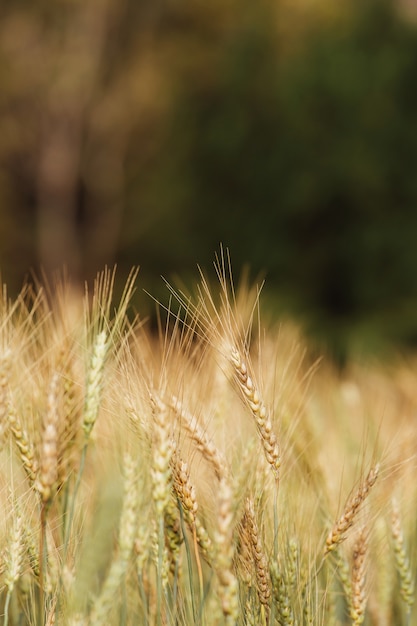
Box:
left=135, top=0, right=417, bottom=354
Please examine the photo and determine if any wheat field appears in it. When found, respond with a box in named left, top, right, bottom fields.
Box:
left=0, top=259, right=415, bottom=625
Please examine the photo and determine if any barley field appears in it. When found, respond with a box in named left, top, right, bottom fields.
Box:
left=0, top=259, right=416, bottom=625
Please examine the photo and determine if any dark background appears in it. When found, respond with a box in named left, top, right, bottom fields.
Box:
left=1, top=0, right=417, bottom=360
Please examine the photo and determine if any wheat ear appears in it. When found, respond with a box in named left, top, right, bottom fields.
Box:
left=36, top=372, right=59, bottom=505
left=391, top=499, right=415, bottom=614
left=270, top=561, right=295, bottom=626
left=350, top=528, right=368, bottom=626
left=57, top=365, right=80, bottom=487
left=215, top=475, right=239, bottom=624
left=164, top=497, right=183, bottom=578
left=37, top=389, right=60, bottom=626
left=286, top=538, right=299, bottom=591
left=171, top=448, right=199, bottom=526
left=4, top=506, right=25, bottom=594
left=169, top=394, right=226, bottom=480
left=230, top=347, right=280, bottom=479
left=151, top=396, right=173, bottom=517
left=151, top=395, right=174, bottom=621
left=3, top=503, right=25, bottom=626
left=244, top=498, right=272, bottom=614
left=82, top=330, right=107, bottom=439
left=9, top=407, right=39, bottom=484
left=325, top=465, right=379, bottom=554
left=170, top=446, right=207, bottom=592
left=0, top=348, right=11, bottom=448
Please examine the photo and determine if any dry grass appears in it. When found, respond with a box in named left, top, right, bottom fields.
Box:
left=0, top=261, right=416, bottom=625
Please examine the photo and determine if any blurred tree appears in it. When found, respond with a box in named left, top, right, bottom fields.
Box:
left=0, top=0, right=169, bottom=290
left=2, top=0, right=417, bottom=358
left=136, top=0, right=417, bottom=355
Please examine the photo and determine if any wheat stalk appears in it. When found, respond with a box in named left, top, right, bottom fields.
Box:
left=89, top=453, right=139, bottom=626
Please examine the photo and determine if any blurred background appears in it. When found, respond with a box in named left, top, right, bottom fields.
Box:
left=1, top=0, right=417, bottom=360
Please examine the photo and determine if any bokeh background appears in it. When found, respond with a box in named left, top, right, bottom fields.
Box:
left=1, top=0, right=417, bottom=360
